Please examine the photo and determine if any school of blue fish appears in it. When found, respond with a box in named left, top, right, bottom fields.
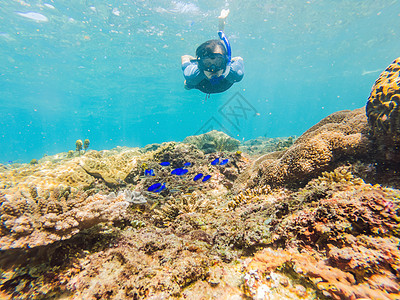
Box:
left=145, top=158, right=229, bottom=193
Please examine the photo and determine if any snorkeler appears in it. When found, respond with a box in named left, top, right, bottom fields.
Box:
left=181, top=9, right=244, bottom=95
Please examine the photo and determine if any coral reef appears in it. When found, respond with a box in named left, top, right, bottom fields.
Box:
left=0, top=188, right=131, bottom=250
left=183, top=130, right=240, bottom=153
left=366, top=57, right=400, bottom=162
left=228, top=185, right=272, bottom=209
left=152, top=191, right=215, bottom=226
left=235, top=108, right=371, bottom=189
left=1, top=120, right=400, bottom=299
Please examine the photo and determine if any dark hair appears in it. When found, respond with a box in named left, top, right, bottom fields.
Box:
left=196, top=39, right=227, bottom=59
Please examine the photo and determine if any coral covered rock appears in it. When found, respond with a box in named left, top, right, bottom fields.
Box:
left=235, top=108, right=371, bottom=189
left=183, top=130, right=240, bottom=153
left=242, top=183, right=400, bottom=300
left=0, top=188, right=131, bottom=250
left=79, top=148, right=141, bottom=186
left=366, top=57, right=400, bottom=162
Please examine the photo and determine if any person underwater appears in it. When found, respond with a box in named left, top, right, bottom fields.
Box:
left=181, top=9, right=244, bottom=95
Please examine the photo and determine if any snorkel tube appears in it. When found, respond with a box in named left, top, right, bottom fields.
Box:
left=218, top=31, right=231, bottom=64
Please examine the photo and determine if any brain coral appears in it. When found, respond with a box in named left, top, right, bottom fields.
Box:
left=366, top=57, right=400, bottom=161
left=235, top=108, right=371, bottom=189
left=183, top=130, right=240, bottom=153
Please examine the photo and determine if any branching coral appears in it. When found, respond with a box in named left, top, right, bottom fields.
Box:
left=228, top=185, right=272, bottom=209
left=152, top=192, right=215, bottom=226
left=315, top=166, right=365, bottom=186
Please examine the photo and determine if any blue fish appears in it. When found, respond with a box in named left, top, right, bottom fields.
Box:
left=171, top=168, right=183, bottom=175
left=202, top=175, right=211, bottom=182
left=211, top=158, right=219, bottom=165
left=148, top=182, right=162, bottom=192
left=160, top=161, right=170, bottom=166
left=193, top=173, right=203, bottom=181
left=219, top=159, right=229, bottom=165
left=184, top=162, right=191, bottom=167
left=171, top=168, right=189, bottom=176
left=144, top=169, right=155, bottom=176
left=153, top=183, right=166, bottom=193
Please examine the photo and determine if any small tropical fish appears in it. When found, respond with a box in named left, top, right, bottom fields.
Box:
left=211, top=158, right=219, bottom=165
left=193, top=173, right=203, bottom=181
left=219, top=159, right=229, bottom=165
left=153, top=183, right=166, bottom=193
left=202, top=175, right=211, bottom=182
left=160, top=161, right=170, bottom=166
left=144, top=169, right=155, bottom=176
left=171, top=168, right=189, bottom=176
left=171, top=168, right=183, bottom=175
left=184, top=162, right=191, bottom=166
left=148, top=182, right=162, bottom=192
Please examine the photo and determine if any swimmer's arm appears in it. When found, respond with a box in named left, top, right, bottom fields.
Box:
left=181, top=57, right=205, bottom=86
left=181, top=55, right=196, bottom=65
left=218, top=9, right=230, bottom=31
left=226, top=57, right=244, bottom=83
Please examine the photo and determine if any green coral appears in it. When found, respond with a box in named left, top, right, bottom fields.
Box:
left=84, top=139, right=90, bottom=152
left=76, top=140, right=83, bottom=153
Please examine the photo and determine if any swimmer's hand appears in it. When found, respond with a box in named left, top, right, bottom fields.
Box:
left=218, top=9, right=230, bottom=31
left=181, top=55, right=196, bottom=64
left=219, top=9, right=230, bottom=19
left=231, top=56, right=243, bottom=62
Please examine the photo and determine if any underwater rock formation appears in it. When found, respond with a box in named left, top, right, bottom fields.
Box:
left=1, top=126, right=399, bottom=299
left=79, top=148, right=142, bottom=186
left=235, top=108, right=371, bottom=189
left=183, top=130, right=240, bottom=153
left=242, top=182, right=400, bottom=300
left=0, top=188, right=131, bottom=250
left=366, top=57, right=400, bottom=162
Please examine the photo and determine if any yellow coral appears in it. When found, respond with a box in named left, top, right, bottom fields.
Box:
left=366, top=57, right=400, bottom=141
left=315, top=167, right=365, bottom=186
left=229, top=185, right=271, bottom=209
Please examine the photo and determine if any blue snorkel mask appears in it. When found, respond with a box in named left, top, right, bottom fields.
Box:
left=197, top=31, right=232, bottom=85
left=192, top=31, right=232, bottom=86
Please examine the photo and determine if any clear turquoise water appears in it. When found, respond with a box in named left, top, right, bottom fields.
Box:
left=1, top=0, right=400, bottom=163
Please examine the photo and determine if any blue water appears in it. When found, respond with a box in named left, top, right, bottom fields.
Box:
left=1, top=0, right=400, bottom=163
